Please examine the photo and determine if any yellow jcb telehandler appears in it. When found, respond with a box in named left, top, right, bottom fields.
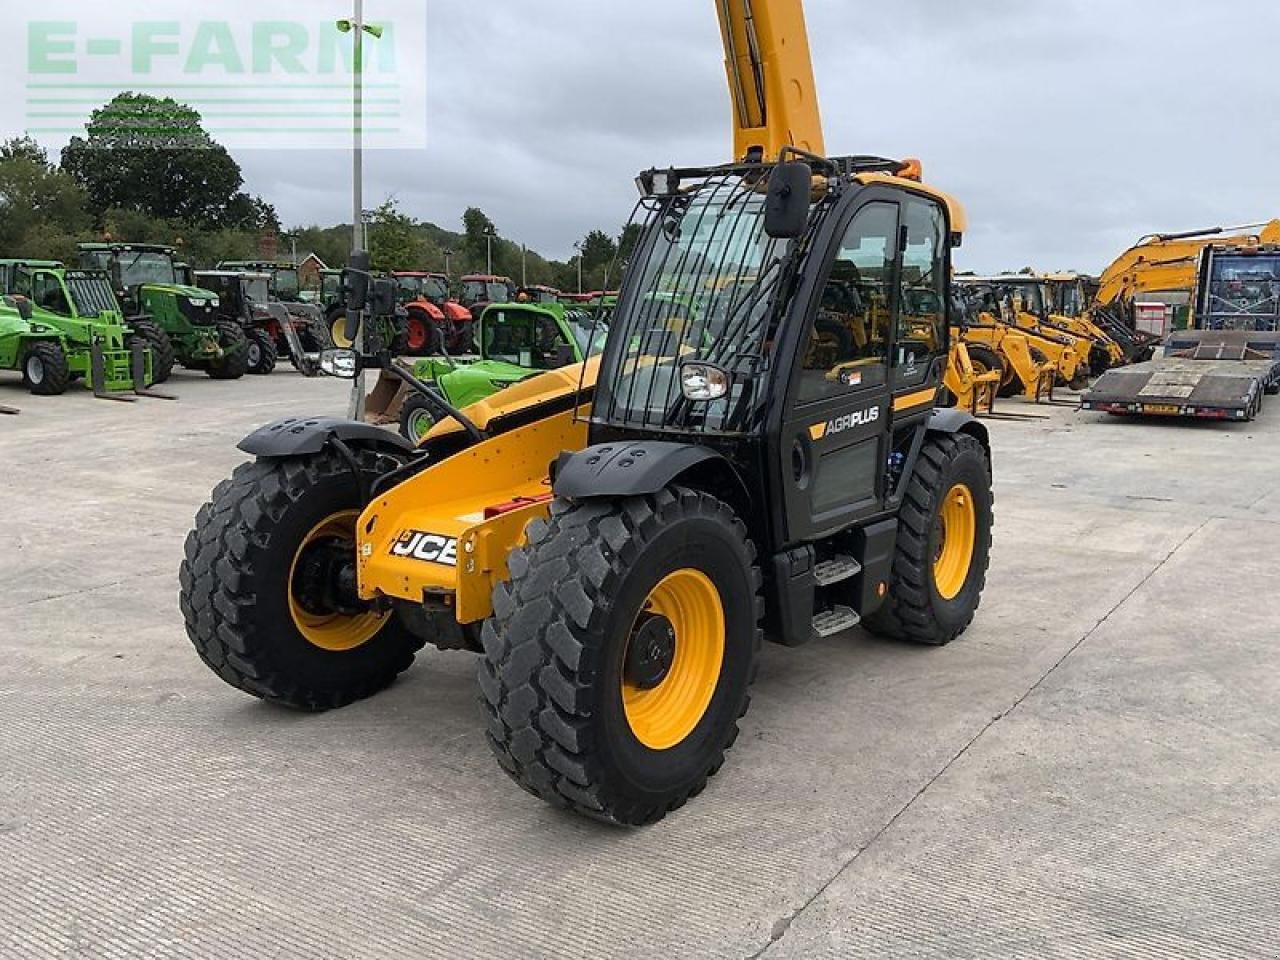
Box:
left=178, top=0, right=994, bottom=825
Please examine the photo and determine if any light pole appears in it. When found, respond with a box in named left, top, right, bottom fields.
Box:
left=574, top=241, right=584, bottom=294
left=336, top=6, right=384, bottom=421
left=484, top=225, right=496, bottom=275
left=443, top=249, right=454, bottom=279
left=521, top=243, right=527, bottom=288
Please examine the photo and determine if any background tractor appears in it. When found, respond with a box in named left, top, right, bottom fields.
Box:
left=217, top=260, right=331, bottom=356
left=392, top=271, right=474, bottom=355
left=458, top=274, right=517, bottom=323
left=78, top=242, right=246, bottom=381
left=0, top=261, right=158, bottom=398
left=200, top=268, right=329, bottom=376
left=364, top=300, right=608, bottom=442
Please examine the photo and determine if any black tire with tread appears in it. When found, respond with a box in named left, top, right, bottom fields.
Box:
left=864, top=433, right=993, bottom=647
left=479, top=487, right=763, bottom=826
left=179, top=449, right=424, bottom=711
left=206, top=320, right=249, bottom=380
left=246, top=328, right=278, bottom=375
left=21, top=341, right=70, bottom=396
left=966, top=344, right=1003, bottom=380
left=129, top=320, right=175, bottom=384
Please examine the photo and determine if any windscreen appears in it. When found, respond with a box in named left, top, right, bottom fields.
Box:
left=590, top=171, right=801, bottom=435
left=274, top=269, right=300, bottom=298
left=1203, top=254, right=1280, bottom=331
left=422, top=277, right=450, bottom=300
left=243, top=277, right=271, bottom=302
left=396, top=276, right=423, bottom=301
left=65, top=272, right=118, bottom=316
left=117, top=251, right=177, bottom=288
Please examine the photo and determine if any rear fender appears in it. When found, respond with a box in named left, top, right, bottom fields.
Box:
left=553, top=442, right=744, bottom=501
left=239, top=417, right=417, bottom=458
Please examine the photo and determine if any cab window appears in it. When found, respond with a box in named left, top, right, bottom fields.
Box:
left=797, top=202, right=897, bottom=404
left=895, top=198, right=947, bottom=387
left=32, top=272, right=71, bottom=315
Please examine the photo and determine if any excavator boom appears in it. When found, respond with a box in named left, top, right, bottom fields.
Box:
left=717, top=0, right=825, bottom=160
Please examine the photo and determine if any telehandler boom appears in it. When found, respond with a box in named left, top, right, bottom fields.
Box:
left=180, top=0, right=993, bottom=825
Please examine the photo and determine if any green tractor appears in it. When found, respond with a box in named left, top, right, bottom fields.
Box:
left=0, top=261, right=161, bottom=400
left=363, top=300, right=607, bottom=442
left=77, top=242, right=247, bottom=381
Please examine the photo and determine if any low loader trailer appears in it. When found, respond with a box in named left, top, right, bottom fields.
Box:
left=1082, top=330, right=1280, bottom=421
left=1082, top=243, right=1280, bottom=422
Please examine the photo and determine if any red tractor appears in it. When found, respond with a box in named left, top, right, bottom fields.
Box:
left=458, top=274, right=517, bottom=321
left=391, top=272, right=474, bottom=355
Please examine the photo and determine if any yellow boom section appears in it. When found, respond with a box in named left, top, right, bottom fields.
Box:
left=717, top=0, right=825, bottom=160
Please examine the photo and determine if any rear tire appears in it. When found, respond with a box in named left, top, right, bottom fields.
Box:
left=206, top=320, right=249, bottom=380
left=179, top=449, right=423, bottom=710
left=21, top=341, right=70, bottom=396
left=246, top=328, right=278, bottom=375
left=479, top=487, right=762, bottom=826
left=966, top=344, right=1003, bottom=380
left=129, top=320, right=175, bottom=384
left=864, top=433, right=993, bottom=646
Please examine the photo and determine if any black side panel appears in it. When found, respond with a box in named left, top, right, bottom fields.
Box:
left=553, top=441, right=727, bottom=499
left=239, top=417, right=416, bottom=458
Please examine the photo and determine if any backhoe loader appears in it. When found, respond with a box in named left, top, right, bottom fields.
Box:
left=180, top=0, right=993, bottom=825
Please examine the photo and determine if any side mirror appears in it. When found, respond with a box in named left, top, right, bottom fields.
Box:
left=319, top=348, right=360, bottom=379
left=343, top=251, right=371, bottom=313
left=764, top=161, right=812, bottom=240
left=372, top=278, right=398, bottom=317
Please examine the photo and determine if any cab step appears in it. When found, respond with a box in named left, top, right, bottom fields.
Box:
left=814, top=555, right=862, bottom=587
left=812, top=605, right=861, bottom=639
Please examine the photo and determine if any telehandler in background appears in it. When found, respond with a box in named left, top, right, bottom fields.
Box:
left=180, top=0, right=993, bottom=825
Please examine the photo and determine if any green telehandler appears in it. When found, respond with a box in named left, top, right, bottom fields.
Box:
left=0, top=261, right=164, bottom=401
left=0, top=295, right=71, bottom=408
left=77, top=242, right=247, bottom=381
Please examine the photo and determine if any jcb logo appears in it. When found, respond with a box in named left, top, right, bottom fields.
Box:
left=391, top=531, right=459, bottom=567
left=814, top=406, right=880, bottom=440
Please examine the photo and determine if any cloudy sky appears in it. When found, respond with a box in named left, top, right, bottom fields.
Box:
left=10, top=1, right=1280, bottom=272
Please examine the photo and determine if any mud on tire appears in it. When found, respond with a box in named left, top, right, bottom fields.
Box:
left=479, top=487, right=763, bottom=826
left=206, top=319, right=249, bottom=380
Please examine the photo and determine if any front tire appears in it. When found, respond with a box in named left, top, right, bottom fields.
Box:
left=129, top=320, right=175, bottom=384
left=479, top=487, right=762, bottom=826
left=179, top=449, right=423, bottom=710
left=206, top=320, right=249, bottom=380
left=246, top=328, right=278, bottom=375
left=399, top=393, right=437, bottom=443
left=864, top=433, right=993, bottom=646
left=21, top=341, right=70, bottom=396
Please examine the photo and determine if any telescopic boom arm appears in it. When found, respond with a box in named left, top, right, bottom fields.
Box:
left=717, top=0, right=825, bottom=161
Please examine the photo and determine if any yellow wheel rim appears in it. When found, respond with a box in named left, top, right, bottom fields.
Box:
left=933, top=484, right=976, bottom=601
left=622, top=569, right=725, bottom=751
left=331, top=315, right=354, bottom=349
left=287, top=510, right=388, bottom=652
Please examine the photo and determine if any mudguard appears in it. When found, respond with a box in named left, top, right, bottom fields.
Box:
left=927, top=407, right=990, bottom=454
left=554, top=441, right=732, bottom=500
left=239, top=416, right=416, bottom=458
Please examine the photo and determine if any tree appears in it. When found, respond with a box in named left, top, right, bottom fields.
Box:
left=617, top=223, right=643, bottom=271
left=367, top=199, right=426, bottom=271
left=61, top=94, right=264, bottom=228
left=0, top=136, right=91, bottom=259
left=462, top=207, right=497, bottom=271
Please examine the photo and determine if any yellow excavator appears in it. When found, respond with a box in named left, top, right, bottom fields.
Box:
left=179, top=0, right=994, bottom=826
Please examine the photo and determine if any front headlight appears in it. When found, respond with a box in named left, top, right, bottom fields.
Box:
left=680, top=362, right=730, bottom=401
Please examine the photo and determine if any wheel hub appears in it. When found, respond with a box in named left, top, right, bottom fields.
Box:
left=292, top=538, right=364, bottom=617
left=26, top=356, right=43, bottom=383
left=624, top=613, right=677, bottom=691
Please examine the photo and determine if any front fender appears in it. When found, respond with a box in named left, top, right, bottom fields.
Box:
left=239, top=417, right=416, bottom=458
left=553, top=441, right=730, bottom=500
left=928, top=408, right=991, bottom=458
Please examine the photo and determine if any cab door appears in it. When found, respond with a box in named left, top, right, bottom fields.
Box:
left=776, top=196, right=902, bottom=544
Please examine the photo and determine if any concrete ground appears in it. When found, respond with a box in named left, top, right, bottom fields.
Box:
left=1, top=369, right=1277, bottom=959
